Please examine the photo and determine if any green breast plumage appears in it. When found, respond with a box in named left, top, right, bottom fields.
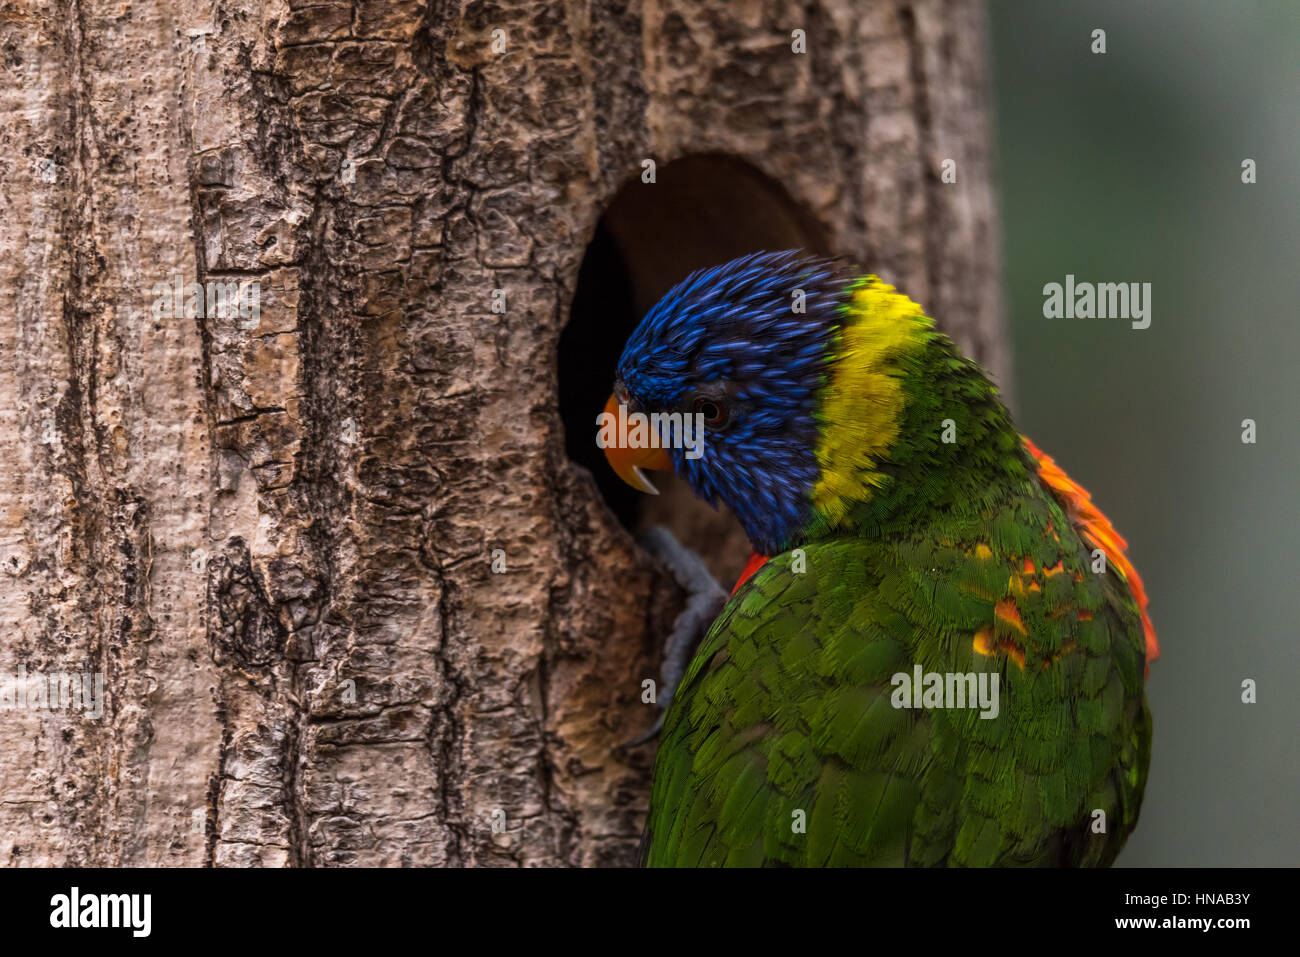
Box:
left=644, top=467, right=1151, bottom=867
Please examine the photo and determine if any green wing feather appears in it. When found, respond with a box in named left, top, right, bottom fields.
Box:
left=643, top=485, right=1151, bottom=867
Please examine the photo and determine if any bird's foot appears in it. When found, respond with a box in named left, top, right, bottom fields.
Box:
left=619, top=525, right=728, bottom=750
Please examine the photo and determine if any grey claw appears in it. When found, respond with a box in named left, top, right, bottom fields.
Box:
left=638, top=524, right=729, bottom=709
left=618, top=712, right=665, bottom=751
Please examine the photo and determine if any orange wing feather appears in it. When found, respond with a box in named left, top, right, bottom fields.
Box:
left=1023, top=437, right=1158, bottom=675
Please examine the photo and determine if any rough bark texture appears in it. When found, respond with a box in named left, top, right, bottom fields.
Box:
left=0, top=0, right=1002, bottom=867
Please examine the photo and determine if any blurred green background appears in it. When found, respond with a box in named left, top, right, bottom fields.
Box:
left=988, top=0, right=1299, bottom=865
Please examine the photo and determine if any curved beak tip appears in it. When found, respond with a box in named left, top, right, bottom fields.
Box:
left=631, top=466, right=661, bottom=495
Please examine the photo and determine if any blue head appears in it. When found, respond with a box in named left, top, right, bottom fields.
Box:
left=608, top=250, right=851, bottom=555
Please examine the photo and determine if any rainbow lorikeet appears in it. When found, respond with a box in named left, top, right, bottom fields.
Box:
left=603, top=251, right=1158, bottom=867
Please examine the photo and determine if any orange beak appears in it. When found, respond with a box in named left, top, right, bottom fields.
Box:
left=602, top=393, right=673, bottom=494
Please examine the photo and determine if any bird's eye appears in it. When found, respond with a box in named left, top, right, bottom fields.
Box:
left=692, top=396, right=729, bottom=429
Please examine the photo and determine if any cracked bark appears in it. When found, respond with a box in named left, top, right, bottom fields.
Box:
left=0, top=0, right=1003, bottom=867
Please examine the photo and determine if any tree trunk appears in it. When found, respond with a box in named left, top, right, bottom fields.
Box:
left=0, top=0, right=1003, bottom=867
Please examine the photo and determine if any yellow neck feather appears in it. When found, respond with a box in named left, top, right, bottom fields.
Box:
left=809, top=277, right=933, bottom=527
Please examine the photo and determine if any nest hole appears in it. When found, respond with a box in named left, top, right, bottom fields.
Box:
left=558, top=154, right=831, bottom=584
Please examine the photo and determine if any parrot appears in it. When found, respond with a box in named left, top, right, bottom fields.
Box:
left=601, top=250, right=1158, bottom=867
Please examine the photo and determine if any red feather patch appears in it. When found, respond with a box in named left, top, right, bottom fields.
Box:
left=732, top=551, right=769, bottom=594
